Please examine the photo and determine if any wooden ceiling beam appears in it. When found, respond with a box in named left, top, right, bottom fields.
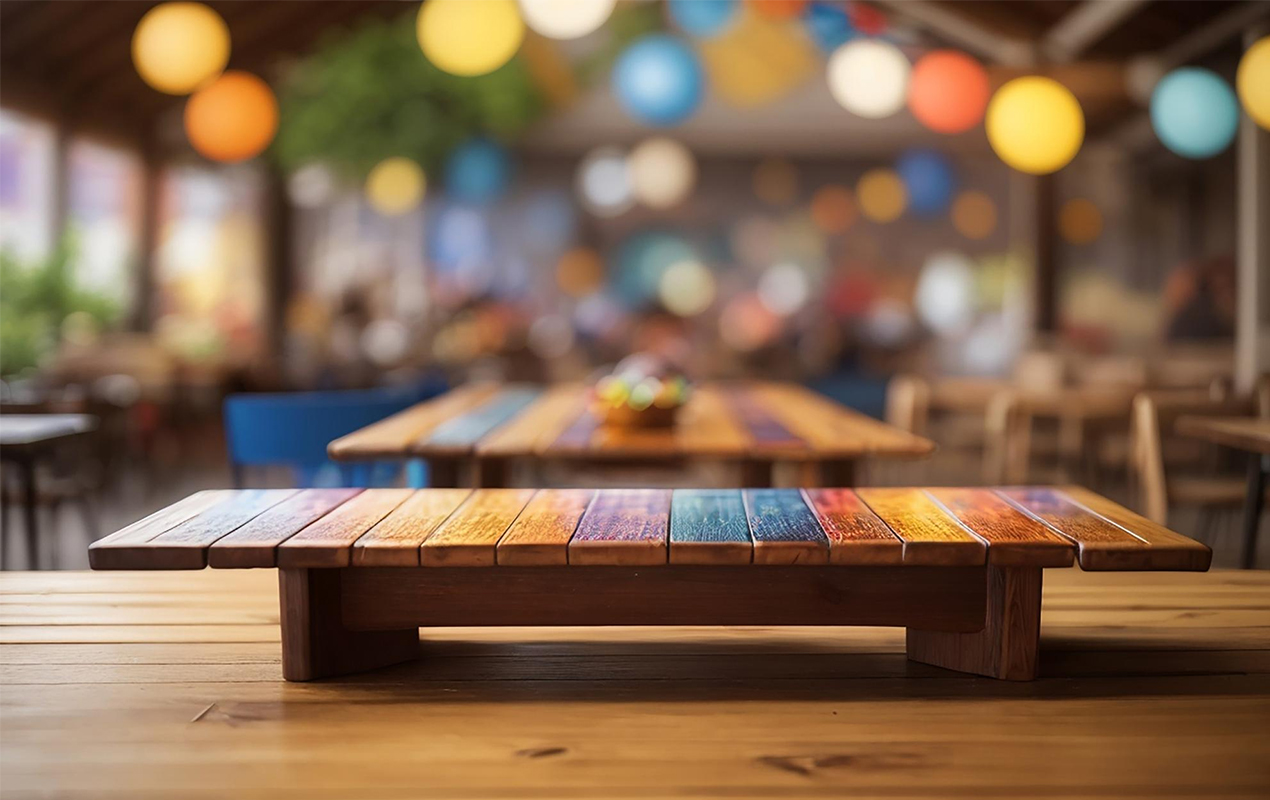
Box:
left=874, top=0, right=1037, bottom=65
left=1041, top=0, right=1151, bottom=63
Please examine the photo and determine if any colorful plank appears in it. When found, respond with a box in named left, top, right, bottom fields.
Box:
left=351, top=489, right=471, bottom=567
left=1001, top=487, right=1211, bottom=571
left=326, top=383, right=500, bottom=459
left=276, top=489, right=413, bottom=568
left=420, top=489, right=536, bottom=567
left=422, top=386, right=542, bottom=454
left=477, top=385, right=588, bottom=457
left=753, top=382, right=934, bottom=457
left=550, top=410, right=601, bottom=450
left=728, top=391, right=806, bottom=451
left=801, top=488, right=903, bottom=565
left=926, top=488, right=1074, bottom=567
left=742, top=489, right=829, bottom=565
left=208, top=489, right=361, bottom=568
left=569, top=489, right=670, bottom=565
left=496, top=489, right=594, bottom=566
left=856, top=488, right=985, bottom=566
left=88, top=490, right=237, bottom=570
left=669, top=490, right=752, bottom=565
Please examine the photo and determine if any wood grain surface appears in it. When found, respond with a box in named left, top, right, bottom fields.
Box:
left=4, top=568, right=1267, bottom=799
left=1176, top=415, right=1270, bottom=455
left=275, top=490, right=414, bottom=568
left=476, top=384, right=587, bottom=456
left=496, top=489, right=594, bottom=566
left=856, top=488, right=986, bottom=566
left=207, top=489, right=362, bottom=568
left=802, top=488, right=904, bottom=565
left=1058, top=486, right=1212, bottom=571
left=926, top=488, right=1075, bottom=568
left=351, top=489, right=472, bottom=567
left=568, top=489, right=671, bottom=565
left=88, top=490, right=234, bottom=569
left=420, top=490, right=536, bottom=567
left=742, top=489, right=830, bottom=565
left=669, top=489, right=753, bottom=565
left=422, top=386, right=542, bottom=455
left=326, top=383, right=499, bottom=459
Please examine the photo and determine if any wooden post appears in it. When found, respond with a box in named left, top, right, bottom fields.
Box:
left=277, top=568, right=418, bottom=681
left=906, top=565, right=1043, bottom=681
left=1236, top=26, right=1270, bottom=394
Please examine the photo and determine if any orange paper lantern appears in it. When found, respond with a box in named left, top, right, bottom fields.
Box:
left=184, top=71, right=278, bottom=163
left=908, top=50, right=990, bottom=135
left=747, top=0, right=807, bottom=20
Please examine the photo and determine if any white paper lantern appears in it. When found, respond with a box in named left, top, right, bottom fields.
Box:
left=518, top=0, right=614, bottom=39
left=758, top=262, right=810, bottom=316
left=576, top=146, right=634, bottom=217
left=827, top=39, right=910, bottom=119
left=628, top=137, right=697, bottom=209
left=915, top=251, right=976, bottom=335
left=659, top=259, right=715, bottom=316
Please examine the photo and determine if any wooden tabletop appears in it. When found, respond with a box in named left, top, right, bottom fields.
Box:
left=327, top=381, right=934, bottom=464
left=0, top=413, right=95, bottom=452
left=2, top=567, right=1266, bottom=798
left=1176, top=415, right=1270, bottom=455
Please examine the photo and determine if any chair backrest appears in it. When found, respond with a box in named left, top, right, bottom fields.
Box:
left=223, top=379, right=445, bottom=487
left=885, top=374, right=930, bottom=435
left=1129, top=389, right=1252, bottom=524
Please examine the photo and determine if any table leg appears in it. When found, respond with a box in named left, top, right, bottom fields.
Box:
left=1241, top=454, right=1267, bottom=570
left=906, top=565, right=1042, bottom=680
left=19, top=457, right=39, bottom=571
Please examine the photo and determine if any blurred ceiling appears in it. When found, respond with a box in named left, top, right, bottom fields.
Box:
left=1, top=0, right=1265, bottom=153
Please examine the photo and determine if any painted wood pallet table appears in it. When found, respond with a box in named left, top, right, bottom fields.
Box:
left=325, top=381, right=934, bottom=487
left=89, top=486, right=1209, bottom=683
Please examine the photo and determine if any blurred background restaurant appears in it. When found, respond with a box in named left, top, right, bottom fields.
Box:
left=1, top=0, right=1268, bottom=569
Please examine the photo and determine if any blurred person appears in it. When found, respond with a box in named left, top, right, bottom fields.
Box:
left=1163, top=254, right=1236, bottom=341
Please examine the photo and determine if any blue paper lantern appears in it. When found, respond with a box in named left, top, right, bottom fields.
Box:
left=444, top=138, right=512, bottom=204
left=803, top=1, right=855, bottom=53
left=668, top=0, right=736, bottom=38
left=1150, top=68, right=1239, bottom=159
left=612, top=35, right=704, bottom=127
left=895, top=149, right=955, bottom=216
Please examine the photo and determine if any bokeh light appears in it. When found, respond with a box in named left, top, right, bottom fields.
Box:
left=950, top=190, right=997, bottom=240
left=895, top=149, right=955, bottom=217
left=556, top=247, right=605, bottom=297
left=720, top=292, right=780, bottom=351
left=1238, top=37, right=1270, bottom=130
left=288, top=164, right=336, bottom=208
left=856, top=168, right=906, bottom=223
left=748, top=0, right=806, bottom=19
left=809, top=185, right=855, bottom=234
left=915, top=252, right=976, bottom=335
left=1150, top=68, right=1238, bottom=159
left=613, top=35, right=705, bottom=126
left=365, top=157, right=426, bottom=216
left=132, top=2, right=229, bottom=95
left=827, top=39, right=910, bottom=119
left=576, top=146, right=634, bottom=217
left=1058, top=198, right=1103, bottom=245
left=528, top=314, right=576, bottom=358
left=986, top=77, right=1084, bottom=174
left=669, top=0, right=738, bottom=38
left=445, top=138, right=512, bottom=204
left=183, top=71, right=278, bottom=163
left=758, top=261, right=810, bottom=316
left=361, top=319, right=409, bottom=366
left=753, top=158, right=799, bottom=206
left=613, top=232, right=696, bottom=307
left=518, top=0, right=615, bottom=40
left=907, top=50, right=989, bottom=134
left=849, top=3, right=888, bottom=36
left=417, top=0, right=525, bottom=77
left=629, top=137, right=697, bottom=209
left=803, top=1, right=855, bottom=53
left=659, top=259, right=716, bottom=316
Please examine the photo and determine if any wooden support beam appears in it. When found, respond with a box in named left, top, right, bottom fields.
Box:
left=1236, top=26, right=1270, bottom=394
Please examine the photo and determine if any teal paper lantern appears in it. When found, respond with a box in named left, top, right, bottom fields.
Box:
left=612, top=35, right=704, bottom=127
left=667, top=0, right=736, bottom=38
left=1150, top=67, right=1239, bottom=159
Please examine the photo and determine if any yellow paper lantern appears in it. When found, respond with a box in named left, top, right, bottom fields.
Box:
left=951, top=190, right=997, bottom=240
left=417, top=0, right=525, bottom=77
left=365, top=158, right=426, bottom=216
left=183, top=71, right=277, bottom=163
left=1058, top=198, right=1103, bottom=245
left=856, top=168, right=906, bottom=223
left=1237, top=37, right=1270, bottom=130
left=132, top=2, right=230, bottom=94
left=986, top=77, right=1085, bottom=175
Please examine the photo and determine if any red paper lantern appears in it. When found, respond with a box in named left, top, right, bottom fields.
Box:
left=907, top=50, right=990, bottom=135
left=849, top=2, right=887, bottom=36
left=747, top=0, right=807, bottom=20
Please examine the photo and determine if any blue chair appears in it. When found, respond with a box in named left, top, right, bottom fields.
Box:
left=223, top=379, right=446, bottom=489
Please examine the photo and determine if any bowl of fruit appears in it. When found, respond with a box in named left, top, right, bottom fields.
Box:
left=591, top=355, right=691, bottom=428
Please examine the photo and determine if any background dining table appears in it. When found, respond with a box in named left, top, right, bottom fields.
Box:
left=328, top=381, right=934, bottom=488
left=1177, top=415, right=1270, bottom=569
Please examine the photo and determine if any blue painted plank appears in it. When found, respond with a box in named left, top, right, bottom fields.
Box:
left=423, top=387, right=541, bottom=450
left=670, top=489, right=752, bottom=564
left=742, top=489, right=830, bottom=564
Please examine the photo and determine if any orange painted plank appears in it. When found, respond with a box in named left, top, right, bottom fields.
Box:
left=496, top=489, right=594, bottom=566
left=751, top=382, right=935, bottom=458
left=420, top=489, right=536, bottom=567
left=855, top=488, right=985, bottom=566
left=88, top=490, right=238, bottom=570
left=802, top=488, right=903, bottom=565
left=276, top=489, right=414, bottom=568
left=207, top=489, right=361, bottom=568
left=569, top=489, right=670, bottom=565
left=926, top=488, right=1075, bottom=568
left=351, top=489, right=472, bottom=567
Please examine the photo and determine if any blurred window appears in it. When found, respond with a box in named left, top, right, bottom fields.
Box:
left=0, top=108, right=56, bottom=261
left=67, top=137, right=144, bottom=310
